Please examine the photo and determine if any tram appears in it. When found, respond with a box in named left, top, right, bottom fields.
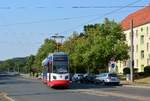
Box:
left=42, top=52, right=70, bottom=88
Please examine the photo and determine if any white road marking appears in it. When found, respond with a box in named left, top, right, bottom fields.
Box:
left=0, top=92, right=15, bottom=101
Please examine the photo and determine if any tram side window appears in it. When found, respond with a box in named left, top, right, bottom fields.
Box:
left=48, top=62, right=52, bottom=73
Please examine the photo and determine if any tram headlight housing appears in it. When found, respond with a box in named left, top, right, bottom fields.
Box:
left=65, top=75, right=69, bottom=80
left=53, top=76, right=57, bottom=80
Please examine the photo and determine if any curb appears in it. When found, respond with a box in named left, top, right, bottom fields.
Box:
left=21, top=76, right=38, bottom=80
left=20, top=74, right=38, bottom=80
left=122, top=84, right=150, bottom=89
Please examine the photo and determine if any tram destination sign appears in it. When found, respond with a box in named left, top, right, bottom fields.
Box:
left=53, top=55, right=68, bottom=61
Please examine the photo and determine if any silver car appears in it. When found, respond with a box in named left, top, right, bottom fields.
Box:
left=95, top=73, right=120, bottom=85
left=72, top=73, right=84, bottom=82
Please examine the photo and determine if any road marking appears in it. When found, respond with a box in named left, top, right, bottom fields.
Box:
left=83, top=91, right=108, bottom=97
left=0, top=92, right=15, bottom=101
left=67, top=89, right=150, bottom=101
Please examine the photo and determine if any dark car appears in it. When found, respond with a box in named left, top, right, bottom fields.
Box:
left=83, top=75, right=96, bottom=83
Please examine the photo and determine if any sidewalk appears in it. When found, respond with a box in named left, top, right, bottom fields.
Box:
left=121, top=80, right=150, bottom=89
left=20, top=73, right=38, bottom=80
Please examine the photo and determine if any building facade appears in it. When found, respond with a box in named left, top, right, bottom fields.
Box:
left=118, top=5, right=150, bottom=73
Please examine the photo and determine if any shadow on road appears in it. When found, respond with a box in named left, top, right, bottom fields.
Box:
left=69, top=82, right=119, bottom=90
left=0, top=75, right=121, bottom=98
left=7, top=83, right=120, bottom=97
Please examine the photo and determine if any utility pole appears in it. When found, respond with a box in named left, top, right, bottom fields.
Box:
left=130, top=19, right=134, bottom=82
left=51, top=33, right=64, bottom=52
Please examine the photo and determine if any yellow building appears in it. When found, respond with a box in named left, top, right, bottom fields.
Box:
left=118, top=6, right=150, bottom=73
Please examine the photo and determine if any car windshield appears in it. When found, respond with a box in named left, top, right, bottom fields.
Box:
left=78, top=74, right=83, bottom=76
left=109, top=74, right=118, bottom=77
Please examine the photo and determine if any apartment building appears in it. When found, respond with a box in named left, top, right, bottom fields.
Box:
left=118, top=5, right=150, bottom=73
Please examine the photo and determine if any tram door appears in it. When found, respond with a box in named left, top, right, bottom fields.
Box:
left=48, top=61, right=52, bottom=81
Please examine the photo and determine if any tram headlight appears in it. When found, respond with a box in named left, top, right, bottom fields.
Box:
left=53, top=76, right=57, bottom=80
left=65, top=75, right=69, bottom=80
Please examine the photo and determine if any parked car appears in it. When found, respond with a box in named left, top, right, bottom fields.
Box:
left=83, top=75, right=96, bottom=83
left=95, top=73, right=120, bottom=85
left=72, top=73, right=84, bottom=82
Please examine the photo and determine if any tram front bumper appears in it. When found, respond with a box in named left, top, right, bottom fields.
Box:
left=49, top=80, right=70, bottom=87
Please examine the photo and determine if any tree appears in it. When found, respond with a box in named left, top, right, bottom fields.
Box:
left=26, top=55, right=35, bottom=73
left=82, top=18, right=129, bottom=71
left=3, top=60, right=15, bottom=72
left=63, top=18, right=129, bottom=73
left=0, top=57, right=28, bottom=72
left=33, top=38, right=56, bottom=71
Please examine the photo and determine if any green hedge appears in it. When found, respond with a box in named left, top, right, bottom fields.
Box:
left=123, top=67, right=130, bottom=75
left=144, top=66, right=150, bottom=75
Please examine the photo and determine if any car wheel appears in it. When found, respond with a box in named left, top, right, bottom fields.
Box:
left=116, top=82, right=120, bottom=86
left=102, top=81, right=106, bottom=86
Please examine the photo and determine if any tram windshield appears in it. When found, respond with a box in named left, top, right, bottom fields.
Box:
left=53, top=63, right=68, bottom=74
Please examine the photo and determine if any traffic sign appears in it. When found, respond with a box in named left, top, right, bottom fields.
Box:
left=109, top=61, right=116, bottom=73
left=111, top=63, right=115, bottom=68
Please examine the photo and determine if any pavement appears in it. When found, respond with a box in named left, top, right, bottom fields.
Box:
left=19, top=74, right=39, bottom=80
left=120, top=80, right=150, bottom=89
left=1, top=75, right=150, bottom=101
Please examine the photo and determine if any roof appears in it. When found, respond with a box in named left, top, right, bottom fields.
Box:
left=121, top=5, right=150, bottom=31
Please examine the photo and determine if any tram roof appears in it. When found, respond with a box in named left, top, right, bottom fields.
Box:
left=42, top=52, right=68, bottom=66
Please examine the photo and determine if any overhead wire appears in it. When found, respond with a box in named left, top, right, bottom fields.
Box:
left=0, top=5, right=147, bottom=9
left=0, top=0, right=145, bottom=44
left=0, top=0, right=146, bottom=60
left=0, top=4, right=147, bottom=27
left=61, top=0, right=144, bottom=34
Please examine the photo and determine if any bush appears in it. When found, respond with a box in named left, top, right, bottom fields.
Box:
left=123, top=67, right=130, bottom=75
left=134, top=68, right=138, bottom=73
left=144, top=66, right=150, bottom=75
left=134, top=72, right=148, bottom=79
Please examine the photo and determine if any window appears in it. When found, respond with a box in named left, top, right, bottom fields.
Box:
left=136, top=30, right=138, bottom=38
left=146, top=26, right=149, bottom=36
left=108, top=74, right=117, bottom=77
left=123, top=61, right=127, bottom=66
left=147, top=58, right=150, bottom=65
left=141, top=27, right=143, bottom=32
left=136, top=45, right=138, bottom=52
left=140, top=35, right=144, bottom=44
left=141, top=50, right=144, bottom=59
left=53, top=64, right=68, bottom=73
left=136, top=59, right=138, bottom=67
left=147, top=43, right=149, bottom=51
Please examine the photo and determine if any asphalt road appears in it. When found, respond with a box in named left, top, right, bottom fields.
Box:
left=0, top=75, right=150, bottom=101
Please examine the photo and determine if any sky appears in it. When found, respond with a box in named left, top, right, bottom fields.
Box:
left=0, top=0, right=150, bottom=60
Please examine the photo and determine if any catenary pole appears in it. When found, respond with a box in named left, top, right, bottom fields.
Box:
left=130, top=19, right=134, bottom=82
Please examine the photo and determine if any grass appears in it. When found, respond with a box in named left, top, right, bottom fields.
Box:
left=119, top=73, right=150, bottom=85
left=119, top=75, right=150, bottom=86
left=134, top=76, right=150, bottom=84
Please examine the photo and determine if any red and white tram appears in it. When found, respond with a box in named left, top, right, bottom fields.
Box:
left=42, top=52, right=70, bottom=88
